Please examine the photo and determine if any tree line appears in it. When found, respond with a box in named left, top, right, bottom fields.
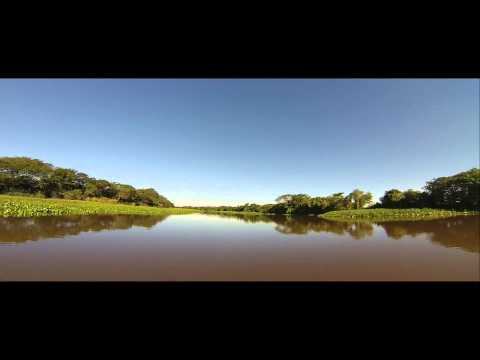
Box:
left=193, top=190, right=374, bottom=215
left=193, top=168, right=480, bottom=214
left=0, top=157, right=174, bottom=207
left=376, top=168, right=479, bottom=210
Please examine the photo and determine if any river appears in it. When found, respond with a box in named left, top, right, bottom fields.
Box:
left=0, top=213, right=478, bottom=281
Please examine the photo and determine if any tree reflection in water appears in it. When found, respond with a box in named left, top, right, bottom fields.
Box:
left=203, top=212, right=374, bottom=238
left=380, top=216, right=479, bottom=253
left=0, top=215, right=169, bottom=244
left=1, top=213, right=478, bottom=253
left=203, top=213, right=479, bottom=253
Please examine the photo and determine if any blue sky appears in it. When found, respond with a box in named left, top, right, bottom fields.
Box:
left=0, top=79, right=478, bottom=206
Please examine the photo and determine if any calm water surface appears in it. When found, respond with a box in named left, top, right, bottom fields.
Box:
left=0, top=213, right=478, bottom=281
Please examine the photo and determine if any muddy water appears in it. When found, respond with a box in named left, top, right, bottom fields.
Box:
left=0, top=213, right=478, bottom=281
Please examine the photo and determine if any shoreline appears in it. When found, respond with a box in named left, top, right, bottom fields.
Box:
left=0, top=195, right=199, bottom=218
left=319, top=208, right=479, bottom=222
left=199, top=208, right=479, bottom=222
left=1, top=195, right=478, bottom=220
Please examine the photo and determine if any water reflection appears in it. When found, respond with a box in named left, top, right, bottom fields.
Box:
left=380, top=217, right=479, bottom=253
left=203, top=213, right=479, bottom=253
left=0, top=213, right=478, bottom=253
left=272, top=216, right=374, bottom=239
left=0, top=215, right=169, bottom=244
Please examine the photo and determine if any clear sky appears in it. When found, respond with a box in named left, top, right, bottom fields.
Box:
left=0, top=79, right=478, bottom=206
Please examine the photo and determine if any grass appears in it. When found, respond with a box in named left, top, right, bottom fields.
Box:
left=0, top=195, right=199, bottom=218
left=7, top=195, right=475, bottom=221
left=320, top=208, right=479, bottom=222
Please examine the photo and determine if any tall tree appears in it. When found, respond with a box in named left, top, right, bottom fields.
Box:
left=347, top=189, right=373, bottom=209
left=424, top=168, right=480, bottom=210
left=380, top=189, right=405, bottom=208
left=402, top=189, right=424, bottom=208
left=0, top=157, right=53, bottom=177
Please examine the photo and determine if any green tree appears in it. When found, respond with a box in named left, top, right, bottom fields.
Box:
left=40, top=176, right=61, bottom=198
left=157, top=194, right=174, bottom=208
left=290, top=194, right=312, bottom=214
left=84, top=179, right=118, bottom=198
left=0, top=173, right=11, bottom=193
left=329, top=193, right=348, bottom=211
left=347, top=189, right=373, bottom=209
left=63, top=189, right=84, bottom=200
left=0, top=157, right=175, bottom=207
left=51, top=168, right=78, bottom=192
left=9, top=175, right=40, bottom=193
left=114, top=184, right=138, bottom=203
left=0, top=157, right=53, bottom=177
left=74, top=172, right=90, bottom=190
left=424, top=168, right=479, bottom=210
left=380, top=189, right=405, bottom=208
left=136, top=188, right=172, bottom=207
left=402, top=189, right=424, bottom=208
left=273, top=194, right=312, bottom=214
left=275, top=194, right=294, bottom=203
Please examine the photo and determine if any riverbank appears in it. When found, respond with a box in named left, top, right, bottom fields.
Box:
left=199, top=210, right=266, bottom=216
left=0, top=195, right=199, bottom=217
left=320, top=208, right=479, bottom=222
left=199, top=207, right=479, bottom=221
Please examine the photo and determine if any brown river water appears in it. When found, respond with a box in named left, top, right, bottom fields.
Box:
left=0, top=213, right=478, bottom=281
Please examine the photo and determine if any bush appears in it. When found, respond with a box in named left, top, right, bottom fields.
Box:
left=63, top=189, right=84, bottom=200
left=84, top=197, right=119, bottom=203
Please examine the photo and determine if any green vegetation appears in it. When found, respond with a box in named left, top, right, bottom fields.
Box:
left=320, top=208, right=478, bottom=222
left=2, top=157, right=479, bottom=221
left=0, top=195, right=198, bottom=218
left=377, top=168, right=480, bottom=210
left=0, top=157, right=174, bottom=207
left=192, top=168, right=479, bottom=217
left=193, top=190, right=375, bottom=215
left=200, top=212, right=479, bottom=253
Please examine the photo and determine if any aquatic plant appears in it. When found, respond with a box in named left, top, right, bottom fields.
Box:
left=0, top=195, right=198, bottom=218
left=320, top=208, right=478, bottom=222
